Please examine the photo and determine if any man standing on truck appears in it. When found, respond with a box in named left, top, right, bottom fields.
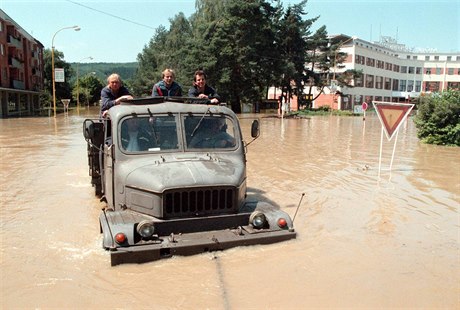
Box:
left=100, top=73, right=133, bottom=116
left=152, top=68, right=183, bottom=97
left=188, top=70, right=220, bottom=104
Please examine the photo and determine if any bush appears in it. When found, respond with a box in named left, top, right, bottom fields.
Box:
left=414, top=90, right=460, bottom=146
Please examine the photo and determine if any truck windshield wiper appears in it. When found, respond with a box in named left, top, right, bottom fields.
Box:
left=147, top=108, right=160, bottom=144
left=190, top=108, right=211, bottom=137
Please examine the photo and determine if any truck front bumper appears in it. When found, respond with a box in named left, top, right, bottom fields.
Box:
left=108, top=228, right=296, bottom=266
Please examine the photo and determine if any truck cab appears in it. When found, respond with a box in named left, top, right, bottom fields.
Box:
left=83, top=97, right=296, bottom=265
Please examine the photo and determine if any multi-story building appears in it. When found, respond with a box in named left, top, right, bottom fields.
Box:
left=0, top=9, right=44, bottom=118
left=267, top=34, right=460, bottom=112
left=317, top=34, right=460, bottom=111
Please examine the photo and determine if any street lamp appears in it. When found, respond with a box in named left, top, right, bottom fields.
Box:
left=51, top=25, right=80, bottom=118
left=77, top=56, right=93, bottom=110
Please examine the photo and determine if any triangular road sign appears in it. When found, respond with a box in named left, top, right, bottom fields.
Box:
left=373, top=101, right=414, bottom=140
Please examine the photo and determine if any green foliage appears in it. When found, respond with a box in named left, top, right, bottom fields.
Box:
left=131, top=0, right=331, bottom=112
left=414, top=90, right=460, bottom=146
left=72, top=74, right=104, bottom=106
left=69, top=62, right=138, bottom=85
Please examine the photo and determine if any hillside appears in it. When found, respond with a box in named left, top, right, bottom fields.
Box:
left=69, top=62, right=138, bottom=82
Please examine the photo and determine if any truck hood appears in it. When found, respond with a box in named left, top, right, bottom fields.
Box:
left=123, top=157, right=245, bottom=192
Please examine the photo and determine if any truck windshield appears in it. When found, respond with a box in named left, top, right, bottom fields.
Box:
left=184, top=115, right=236, bottom=149
left=120, top=115, right=179, bottom=152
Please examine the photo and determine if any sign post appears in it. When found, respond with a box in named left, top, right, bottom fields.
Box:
left=362, top=102, right=368, bottom=121
left=61, top=99, right=70, bottom=117
left=373, top=101, right=414, bottom=178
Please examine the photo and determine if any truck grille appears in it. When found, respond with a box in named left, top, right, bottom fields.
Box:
left=163, top=187, right=237, bottom=218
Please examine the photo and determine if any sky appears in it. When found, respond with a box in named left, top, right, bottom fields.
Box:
left=1, top=0, right=459, bottom=63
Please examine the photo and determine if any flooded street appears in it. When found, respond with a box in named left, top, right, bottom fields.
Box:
left=1, top=107, right=459, bottom=309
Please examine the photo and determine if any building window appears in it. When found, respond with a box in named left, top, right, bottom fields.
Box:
left=393, top=65, right=400, bottom=72
left=385, top=77, right=391, bottom=90
left=447, top=56, right=452, bottom=61
left=436, top=68, right=442, bottom=75
left=375, top=76, right=383, bottom=89
left=401, top=66, right=407, bottom=73
left=425, top=68, right=431, bottom=74
left=406, top=55, right=410, bottom=59
left=354, top=75, right=363, bottom=87
left=415, top=81, right=421, bottom=92
left=399, top=80, right=407, bottom=92
left=448, top=68, right=454, bottom=75
left=447, top=82, right=460, bottom=90
left=408, top=67, right=415, bottom=74
left=416, top=67, right=421, bottom=74
left=407, top=80, right=414, bottom=92
left=366, top=74, right=374, bottom=88
left=366, top=57, right=375, bottom=67
left=425, top=56, right=430, bottom=61
left=354, top=54, right=365, bottom=65
left=425, top=81, right=440, bottom=92
left=434, top=55, right=439, bottom=61
left=392, top=79, right=399, bottom=91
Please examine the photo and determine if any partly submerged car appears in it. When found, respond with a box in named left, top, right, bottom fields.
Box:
left=83, top=97, right=296, bottom=266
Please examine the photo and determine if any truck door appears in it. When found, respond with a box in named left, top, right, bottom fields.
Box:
left=103, top=119, right=115, bottom=208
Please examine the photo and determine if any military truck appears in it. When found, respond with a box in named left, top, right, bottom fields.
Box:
left=83, top=97, right=296, bottom=266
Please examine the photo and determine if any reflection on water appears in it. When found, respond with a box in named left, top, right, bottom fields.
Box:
left=1, top=107, right=458, bottom=308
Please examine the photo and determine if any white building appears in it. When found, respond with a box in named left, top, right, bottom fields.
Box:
left=314, top=35, right=460, bottom=110
left=268, top=34, right=460, bottom=112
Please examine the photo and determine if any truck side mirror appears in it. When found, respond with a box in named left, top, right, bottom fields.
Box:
left=251, top=120, right=260, bottom=138
left=83, top=119, right=95, bottom=139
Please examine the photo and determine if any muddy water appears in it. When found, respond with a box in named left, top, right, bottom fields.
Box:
left=0, top=107, right=458, bottom=309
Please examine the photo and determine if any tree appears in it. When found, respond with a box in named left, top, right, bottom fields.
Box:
left=414, top=90, right=460, bottom=146
left=72, top=74, right=104, bottom=106
left=201, top=0, right=283, bottom=112
left=43, top=48, right=74, bottom=103
left=132, top=0, right=331, bottom=113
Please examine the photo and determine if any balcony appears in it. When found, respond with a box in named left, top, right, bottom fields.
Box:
left=12, top=80, right=25, bottom=90
left=9, top=57, right=23, bottom=69
left=7, top=35, right=22, bottom=49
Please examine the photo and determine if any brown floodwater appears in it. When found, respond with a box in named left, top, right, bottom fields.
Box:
left=1, top=106, right=458, bottom=309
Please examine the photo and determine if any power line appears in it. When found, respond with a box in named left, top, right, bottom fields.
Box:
left=65, top=0, right=156, bottom=30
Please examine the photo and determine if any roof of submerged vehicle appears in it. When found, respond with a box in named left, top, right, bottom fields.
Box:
left=107, top=97, right=235, bottom=122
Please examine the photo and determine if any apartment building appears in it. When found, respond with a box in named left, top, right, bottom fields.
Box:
left=314, top=34, right=460, bottom=111
left=0, top=9, right=44, bottom=118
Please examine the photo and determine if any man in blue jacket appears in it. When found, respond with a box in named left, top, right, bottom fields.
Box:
left=100, top=73, right=133, bottom=116
left=188, top=70, right=220, bottom=104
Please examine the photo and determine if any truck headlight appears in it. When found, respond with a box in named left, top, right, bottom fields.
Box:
left=137, top=221, right=155, bottom=238
left=249, top=211, right=266, bottom=229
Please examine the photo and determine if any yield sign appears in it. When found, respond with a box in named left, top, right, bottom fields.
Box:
left=373, top=101, right=414, bottom=140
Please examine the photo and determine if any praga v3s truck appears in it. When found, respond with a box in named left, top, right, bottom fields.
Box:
left=83, top=97, right=296, bottom=266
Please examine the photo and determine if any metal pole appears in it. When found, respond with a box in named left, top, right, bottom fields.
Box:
left=51, top=26, right=80, bottom=118
left=77, top=63, right=79, bottom=110
left=51, top=45, right=56, bottom=117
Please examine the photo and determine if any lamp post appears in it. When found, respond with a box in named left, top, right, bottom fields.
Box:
left=77, top=56, right=93, bottom=111
left=51, top=25, right=80, bottom=118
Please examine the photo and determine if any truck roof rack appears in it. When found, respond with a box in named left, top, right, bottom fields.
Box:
left=120, top=96, right=215, bottom=106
